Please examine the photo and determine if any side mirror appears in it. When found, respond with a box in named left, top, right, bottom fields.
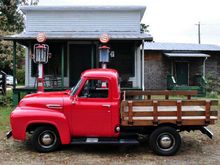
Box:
left=72, top=96, right=78, bottom=105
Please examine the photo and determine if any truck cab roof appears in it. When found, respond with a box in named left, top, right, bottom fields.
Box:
left=81, top=68, right=119, bottom=80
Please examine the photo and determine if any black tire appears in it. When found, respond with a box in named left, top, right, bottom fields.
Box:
left=149, top=126, right=181, bottom=156
left=31, top=126, right=61, bottom=153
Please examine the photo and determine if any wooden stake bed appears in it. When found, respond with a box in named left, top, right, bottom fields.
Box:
left=121, top=91, right=218, bottom=126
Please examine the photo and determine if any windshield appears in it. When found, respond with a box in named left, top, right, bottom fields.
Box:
left=70, top=78, right=82, bottom=96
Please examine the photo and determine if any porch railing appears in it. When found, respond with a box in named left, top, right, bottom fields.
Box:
left=167, top=74, right=207, bottom=96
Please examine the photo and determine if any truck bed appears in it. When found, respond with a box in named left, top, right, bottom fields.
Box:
left=121, top=91, right=218, bottom=126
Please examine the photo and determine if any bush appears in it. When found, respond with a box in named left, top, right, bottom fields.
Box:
left=16, top=68, right=25, bottom=85
left=206, top=72, right=220, bottom=96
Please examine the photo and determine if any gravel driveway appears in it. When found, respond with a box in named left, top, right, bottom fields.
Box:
left=1, top=122, right=220, bottom=165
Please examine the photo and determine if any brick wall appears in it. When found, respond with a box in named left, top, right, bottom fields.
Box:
left=144, top=52, right=169, bottom=89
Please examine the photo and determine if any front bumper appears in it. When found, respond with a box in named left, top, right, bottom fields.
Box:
left=6, top=130, right=12, bottom=139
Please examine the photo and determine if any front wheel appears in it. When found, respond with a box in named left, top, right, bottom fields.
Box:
left=149, top=126, right=181, bottom=156
left=31, top=126, right=61, bottom=152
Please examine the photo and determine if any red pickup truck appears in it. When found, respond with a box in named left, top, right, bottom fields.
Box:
left=8, top=69, right=218, bottom=156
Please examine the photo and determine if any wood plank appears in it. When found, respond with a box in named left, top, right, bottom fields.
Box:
left=128, top=101, right=133, bottom=125
left=205, top=100, right=211, bottom=123
left=122, top=111, right=218, bottom=117
left=121, top=119, right=216, bottom=126
left=124, top=90, right=198, bottom=96
left=177, top=100, right=182, bottom=125
left=153, top=100, right=158, bottom=125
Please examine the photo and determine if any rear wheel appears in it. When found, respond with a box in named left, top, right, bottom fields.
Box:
left=149, top=126, right=181, bottom=156
left=31, top=126, right=61, bottom=152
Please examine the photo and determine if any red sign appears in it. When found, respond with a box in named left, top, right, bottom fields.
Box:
left=37, top=32, right=46, bottom=43
left=99, top=33, right=110, bottom=43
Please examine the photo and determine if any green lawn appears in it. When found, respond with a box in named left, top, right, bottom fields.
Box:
left=0, top=106, right=13, bottom=135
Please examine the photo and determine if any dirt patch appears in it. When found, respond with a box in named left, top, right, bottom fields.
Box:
left=1, top=117, right=220, bottom=165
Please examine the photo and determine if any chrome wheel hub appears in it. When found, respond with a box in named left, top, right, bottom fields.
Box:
left=159, top=135, right=172, bottom=148
left=41, top=134, right=53, bottom=145
left=38, top=130, right=57, bottom=148
left=157, top=133, right=175, bottom=151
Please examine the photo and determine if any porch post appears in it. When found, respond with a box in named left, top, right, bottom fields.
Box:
left=61, top=45, right=64, bottom=88
left=13, top=41, right=17, bottom=89
left=12, top=40, right=18, bottom=106
left=91, top=44, right=94, bottom=68
left=203, top=57, right=208, bottom=77
left=141, top=39, right=145, bottom=91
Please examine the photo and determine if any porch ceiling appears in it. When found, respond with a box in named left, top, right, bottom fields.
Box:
left=164, top=53, right=210, bottom=58
left=2, top=32, right=153, bottom=41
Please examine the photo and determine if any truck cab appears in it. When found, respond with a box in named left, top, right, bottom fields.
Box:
left=64, top=69, right=121, bottom=137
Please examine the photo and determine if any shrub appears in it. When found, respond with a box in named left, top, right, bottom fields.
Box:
left=206, top=72, right=220, bottom=96
left=16, top=68, right=25, bottom=85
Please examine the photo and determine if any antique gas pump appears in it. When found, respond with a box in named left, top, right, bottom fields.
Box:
left=33, top=33, right=49, bottom=92
left=99, top=33, right=110, bottom=68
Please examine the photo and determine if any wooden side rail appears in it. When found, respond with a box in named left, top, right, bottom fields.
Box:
left=123, top=90, right=198, bottom=100
left=121, top=99, right=218, bottom=126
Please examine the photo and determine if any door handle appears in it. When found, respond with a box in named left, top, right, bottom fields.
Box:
left=102, top=104, right=111, bottom=108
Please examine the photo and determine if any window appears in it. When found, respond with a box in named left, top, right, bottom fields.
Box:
left=79, top=79, right=109, bottom=98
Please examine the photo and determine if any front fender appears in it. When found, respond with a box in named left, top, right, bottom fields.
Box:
left=11, top=108, right=71, bottom=144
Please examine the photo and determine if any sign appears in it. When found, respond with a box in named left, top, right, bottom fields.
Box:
left=37, top=32, right=47, bottom=43
left=99, top=33, right=110, bottom=43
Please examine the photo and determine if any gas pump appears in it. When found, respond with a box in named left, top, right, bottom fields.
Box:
left=99, top=33, right=110, bottom=68
left=33, top=33, right=49, bottom=92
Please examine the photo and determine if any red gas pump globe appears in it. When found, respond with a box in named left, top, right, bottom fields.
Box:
left=99, top=33, right=110, bottom=43
left=37, top=32, right=47, bottom=43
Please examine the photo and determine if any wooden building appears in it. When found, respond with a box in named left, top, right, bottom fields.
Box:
left=2, top=6, right=152, bottom=104
left=144, top=42, right=220, bottom=95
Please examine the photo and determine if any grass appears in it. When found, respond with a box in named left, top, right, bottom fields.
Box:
left=0, top=106, right=13, bottom=136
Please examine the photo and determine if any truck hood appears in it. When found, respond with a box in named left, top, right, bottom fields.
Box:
left=18, top=91, right=69, bottom=110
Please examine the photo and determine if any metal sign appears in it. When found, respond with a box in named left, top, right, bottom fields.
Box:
left=99, top=33, right=110, bottom=43
left=37, top=32, right=47, bottom=43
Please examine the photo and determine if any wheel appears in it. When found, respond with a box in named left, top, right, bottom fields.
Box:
left=31, top=126, right=61, bottom=153
left=149, top=126, right=181, bottom=156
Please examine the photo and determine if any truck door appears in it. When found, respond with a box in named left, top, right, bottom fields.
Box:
left=71, top=78, right=113, bottom=137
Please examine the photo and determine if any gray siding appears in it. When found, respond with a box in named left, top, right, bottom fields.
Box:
left=26, top=11, right=140, bottom=33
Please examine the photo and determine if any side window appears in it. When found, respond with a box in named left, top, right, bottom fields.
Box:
left=79, top=79, right=109, bottom=98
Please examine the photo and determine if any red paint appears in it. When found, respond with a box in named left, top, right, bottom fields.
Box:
left=10, top=69, right=120, bottom=144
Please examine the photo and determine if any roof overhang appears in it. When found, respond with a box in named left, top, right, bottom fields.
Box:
left=1, top=32, right=153, bottom=41
left=164, top=53, right=210, bottom=58
left=20, top=5, right=147, bottom=20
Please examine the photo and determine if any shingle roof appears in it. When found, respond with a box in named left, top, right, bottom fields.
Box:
left=144, top=42, right=220, bottom=51
left=2, top=32, right=153, bottom=41
left=164, top=53, right=210, bottom=58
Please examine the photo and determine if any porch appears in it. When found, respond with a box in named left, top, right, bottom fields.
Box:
left=8, top=36, right=148, bottom=105
left=165, top=53, right=209, bottom=96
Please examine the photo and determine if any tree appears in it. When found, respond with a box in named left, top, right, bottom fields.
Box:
left=0, top=0, right=38, bottom=75
left=140, top=23, right=150, bottom=33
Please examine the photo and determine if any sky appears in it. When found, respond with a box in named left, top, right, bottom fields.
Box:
left=38, top=0, right=220, bottom=45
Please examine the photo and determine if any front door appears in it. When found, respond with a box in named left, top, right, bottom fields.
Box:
left=71, top=78, right=113, bottom=137
left=176, top=62, right=189, bottom=85
left=69, top=44, right=95, bottom=87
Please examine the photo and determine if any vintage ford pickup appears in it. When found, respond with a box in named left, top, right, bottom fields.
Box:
left=8, top=69, right=218, bottom=156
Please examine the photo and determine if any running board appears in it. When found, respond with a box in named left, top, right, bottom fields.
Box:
left=200, top=126, right=213, bottom=139
left=71, top=138, right=139, bottom=145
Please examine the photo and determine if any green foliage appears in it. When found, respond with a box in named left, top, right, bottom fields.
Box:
left=16, top=68, right=25, bottom=84
left=0, top=90, right=13, bottom=106
left=206, top=72, right=220, bottom=97
left=0, top=0, right=38, bottom=74
left=0, top=106, right=13, bottom=132
left=140, top=23, right=150, bottom=33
